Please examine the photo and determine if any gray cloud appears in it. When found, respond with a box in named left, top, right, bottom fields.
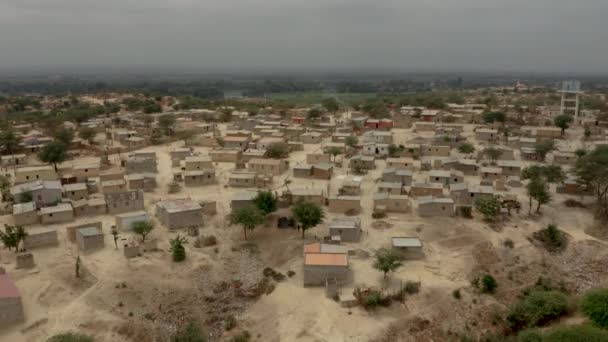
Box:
left=1, top=0, right=607, bottom=73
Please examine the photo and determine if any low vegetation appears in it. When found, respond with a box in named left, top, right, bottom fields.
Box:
left=47, top=332, right=95, bottom=342
left=581, top=288, right=608, bottom=328
left=506, top=289, right=569, bottom=332
left=532, top=224, right=567, bottom=252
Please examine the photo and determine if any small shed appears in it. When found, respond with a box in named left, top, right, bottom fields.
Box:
left=76, top=226, right=105, bottom=251
left=391, top=237, right=424, bottom=259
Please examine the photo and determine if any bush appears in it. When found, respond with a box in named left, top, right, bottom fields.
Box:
left=405, top=281, right=421, bottom=295
left=372, top=211, right=387, bottom=219
left=47, top=332, right=95, bottom=342
left=172, top=320, right=207, bottom=342
left=503, top=239, right=514, bottom=249
left=533, top=224, right=567, bottom=252
left=506, top=290, right=568, bottom=332
left=481, top=275, right=497, bottom=293
left=581, top=288, right=608, bottom=328
left=459, top=206, right=473, bottom=218
left=519, top=325, right=608, bottom=342
left=452, top=289, right=461, bottom=299
left=224, top=316, right=237, bottom=331
left=201, top=235, right=217, bottom=247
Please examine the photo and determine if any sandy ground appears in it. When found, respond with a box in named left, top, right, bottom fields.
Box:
left=0, top=122, right=606, bottom=341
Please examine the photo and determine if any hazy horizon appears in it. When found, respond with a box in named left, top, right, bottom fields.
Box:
left=2, top=0, right=608, bottom=74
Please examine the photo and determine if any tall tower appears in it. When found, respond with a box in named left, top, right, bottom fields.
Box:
left=559, top=80, right=582, bottom=122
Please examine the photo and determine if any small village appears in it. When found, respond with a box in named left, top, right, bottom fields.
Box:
left=0, top=82, right=607, bottom=341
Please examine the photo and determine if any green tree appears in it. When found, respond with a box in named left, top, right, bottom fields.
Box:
left=458, top=143, right=475, bottom=155
left=474, top=196, right=501, bottom=221
left=253, top=191, right=278, bottom=215
left=170, top=235, right=187, bottom=262
left=54, top=128, right=75, bottom=145
left=229, top=206, right=264, bottom=240
left=38, top=141, right=67, bottom=171
left=0, top=129, right=22, bottom=155
left=481, top=274, right=497, bottom=293
left=327, top=146, right=342, bottom=162
left=482, top=111, right=506, bottom=124
left=321, top=97, right=340, bottom=112
left=575, top=146, right=608, bottom=219
left=373, top=248, right=402, bottom=279
left=585, top=127, right=593, bottom=140
left=265, top=142, right=289, bottom=159
left=78, top=127, right=96, bottom=144
left=535, top=139, right=555, bottom=162
left=519, top=325, right=608, bottom=342
left=506, top=290, right=568, bottom=332
left=483, top=146, right=502, bottom=164
left=542, top=165, right=565, bottom=184
left=307, top=108, right=322, bottom=120
left=158, top=114, right=176, bottom=135
left=132, top=220, right=155, bottom=242
left=47, top=331, right=95, bottom=342
left=20, top=191, right=33, bottom=203
left=143, top=103, right=162, bottom=114
left=527, top=178, right=551, bottom=214
left=553, top=114, right=573, bottom=136
left=575, top=148, right=587, bottom=159
left=388, top=144, right=404, bottom=158
left=292, top=201, right=325, bottom=239
left=345, top=135, right=358, bottom=148
left=581, top=288, right=608, bottom=328
left=172, top=320, right=207, bottom=342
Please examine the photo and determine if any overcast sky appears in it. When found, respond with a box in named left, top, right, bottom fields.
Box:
left=1, top=0, right=607, bottom=73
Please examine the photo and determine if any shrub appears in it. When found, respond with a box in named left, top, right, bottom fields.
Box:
left=481, top=275, right=497, bottom=293
left=372, top=211, right=386, bottom=219
left=564, top=199, right=585, bottom=208
left=519, top=325, right=608, bottom=342
left=230, top=331, right=250, bottom=342
left=172, top=320, right=207, bottom=342
left=47, top=332, right=95, bottom=342
left=452, top=289, right=461, bottom=299
left=506, top=290, right=568, bottom=332
left=459, top=206, right=473, bottom=218
left=201, top=235, right=217, bottom=247
left=503, top=239, right=514, bottom=249
left=224, top=316, right=237, bottom=331
left=533, top=224, right=567, bottom=252
left=405, top=281, right=421, bottom=295
left=581, top=288, right=608, bottom=328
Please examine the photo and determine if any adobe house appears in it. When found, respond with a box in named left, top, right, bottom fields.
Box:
left=16, top=253, right=35, bottom=269
left=223, top=136, right=250, bottom=150
left=382, top=168, right=413, bottom=186
left=401, top=144, right=421, bottom=158
left=331, top=132, right=351, bottom=143
left=428, top=170, right=464, bottom=186
left=422, top=145, right=451, bottom=157
left=170, top=147, right=193, bottom=167
left=228, top=171, right=258, bottom=188
left=386, top=157, right=414, bottom=170
left=519, top=137, right=537, bottom=149
left=182, top=156, right=213, bottom=171
left=290, top=188, right=326, bottom=206
left=231, top=191, right=258, bottom=210
left=292, top=164, right=313, bottom=178
left=306, top=153, right=332, bottom=165
left=303, top=243, right=350, bottom=287
left=373, top=193, right=411, bottom=213
left=76, top=226, right=105, bottom=252
left=209, top=148, right=242, bottom=162
left=480, top=167, right=503, bottom=182
left=391, top=237, right=423, bottom=259
left=365, top=118, right=393, bottom=130
left=155, top=198, right=204, bottom=230
left=12, top=202, right=38, bottom=226
left=23, top=227, right=59, bottom=249
left=116, top=210, right=151, bottom=231
left=242, top=149, right=266, bottom=162
left=349, top=155, right=376, bottom=171
left=73, top=162, right=100, bottom=181
left=362, top=130, right=393, bottom=144
left=328, top=196, right=360, bottom=213
left=339, top=176, right=362, bottom=196
left=452, top=184, right=495, bottom=206
left=14, top=165, right=58, bottom=184
left=126, top=173, right=157, bottom=192
left=416, top=196, right=454, bottom=217
left=257, top=137, right=285, bottom=150
left=125, top=156, right=157, bottom=174
left=0, top=270, right=24, bottom=325
left=73, top=196, right=107, bottom=216
left=311, top=163, right=333, bottom=180
left=377, top=182, right=404, bottom=195
left=553, top=151, right=576, bottom=165
left=497, top=160, right=522, bottom=177
left=328, top=217, right=362, bottom=242
left=475, top=128, right=498, bottom=142
left=362, top=142, right=389, bottom=157
left=409, top=182, right=444, bottom=198
left=536, top=127, right=561, bottom=139
left=101, top=179, right=127, bottom=193
left=99, top=169, right=125, bottom=182
left=322, top=143, right=345, bottom=154
left=62, top=183, right=88, bottom=201
left=11, top=180, right=62, bottom=206
left=444, top=159, right=479, bottom=176
left=39, top=203, right=74, bottom=224
left=105, top=190, right=145, bottom=215
left=414, top=121, right=436, bottom=132
left=300, top=132, right=323, bottom=144
left=0, top=154, right=26, bottom=167
left=248, top=158, right=288, bottom=176
left=199, top=200, right=217, bottom=215
left=520, top=147, right=539, bottom=161
left=184, top=169, right=216, bottom=186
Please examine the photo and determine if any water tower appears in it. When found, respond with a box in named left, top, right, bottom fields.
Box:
left=559, top=80, right=582, bottom=121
